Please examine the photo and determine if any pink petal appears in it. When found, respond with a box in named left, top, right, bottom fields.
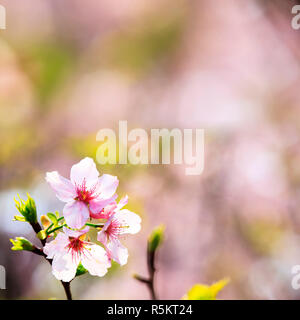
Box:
left=81, top=244, right=111, bottom=277
left=91, top=196, right=127, bottom=219
left=63, top=226, right=89, bottom=238
left=90, top=202, right=117, bottom=219
left=97, top=228, right=108, bottom=246
left=46, top=171, right=76, bottom=202
left=89, top=194, right=118, bottom=216
left=115, top=209, right=142, bottom=235
left=98, top=174, right=119, bottom=199
left=52, top=251, right=79, bottom=282
left=43, top=233, right=69, bottom=259
left=117, top=195, right=128, bottom=210
left=63, top=200, right=90, bottom=229
left=106, top=239, right=128, bottom=266
left=70, top=157, right=99, bottom=188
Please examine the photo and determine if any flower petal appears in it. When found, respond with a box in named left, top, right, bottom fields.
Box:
left=46, top=171, right=76, bottom=202
left=81, top=244, right=111, bottom=277
left=90, top=202, right=117, bottom=219
left=90, top=196, right=127, bottom=219
left=115, top=209, right=142, bottom=235
left=63, top=226, right=89, bottom=238
left=52, top=251, right=79, bottom=282
left=106, top=239, right=128, bottom=266
left=43, top=233, right=69, bottom=259
left=63, top=200, right=89, bottom=229
left=89, top=194, right=118, bottom=216
left=117, top=195, right=128, bottom=210
left=97, top=228, right=108, bottom=246
left=98, top=174, right=119, bottom=199
left=70, top=157, right=99, bottom=188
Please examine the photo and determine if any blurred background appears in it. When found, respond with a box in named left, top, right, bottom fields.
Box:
left=1, top=0, right=300, bottom=299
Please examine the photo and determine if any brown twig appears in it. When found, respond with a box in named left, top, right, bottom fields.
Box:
left=134, top=243, right=157, bottom=300
left=29, top=222, right=73, bottom=300
left=30, top=222, right=46, bottom=246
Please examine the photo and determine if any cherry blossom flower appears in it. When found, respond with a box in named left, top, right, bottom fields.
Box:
left=44, top=227, right=110, bottom=282
left=97, top=202, right=141, bottom=266
left=46, top=157, right=118, bottom=229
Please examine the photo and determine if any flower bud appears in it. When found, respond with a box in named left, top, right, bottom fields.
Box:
left=37, top=230, right=47, bottom=240
left=148, top=224, right=165, bottom=253
left=41, top=215, right=51, bottom=229
left=14, top=194, right=37, bottom=224
left=10, top=237, right=35, bottom=252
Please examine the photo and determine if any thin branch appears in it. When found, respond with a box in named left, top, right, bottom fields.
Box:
left=30, top=222, right=46, bottom=246
left=61, top=281, right=72, bottom=300
left=134, top=243, right=158, bottom=300
left=29, top=222, right=73, bottom=300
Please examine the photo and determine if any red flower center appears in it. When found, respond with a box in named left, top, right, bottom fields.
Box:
left=66, top=237, right=89, bottom=261
left=106, top=218, right=129, bottom=239
left=67, top=237, right=85, bottom=253
left=75, top=179, right=99, bottom=204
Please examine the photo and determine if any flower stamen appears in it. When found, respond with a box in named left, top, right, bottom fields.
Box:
left=74, top=179, right=100, bottom=204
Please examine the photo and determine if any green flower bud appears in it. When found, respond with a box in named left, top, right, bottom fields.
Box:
left=14, top=193, right=37, bottom=224
left=148, top=224, right=165, bottom=252
left=10, top=237, right=35, bottom=252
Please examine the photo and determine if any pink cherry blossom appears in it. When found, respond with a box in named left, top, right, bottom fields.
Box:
left=97, top=200, right=141, bottom=266
left=44, top=226, right=111, bottom=282
left=46, top=157, right=118, bottom=229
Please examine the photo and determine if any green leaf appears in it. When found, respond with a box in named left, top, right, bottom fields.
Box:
left=148, top=224, right=165, bottom=252
left=182, top=278, right=230, bottom=300
left=47, top=212, right=58, bottom=225
left=13, top=216, right=26, bottom=222
left=10, top=237, right=35, bottom=252
left=76, top=263, right=88, bottom=277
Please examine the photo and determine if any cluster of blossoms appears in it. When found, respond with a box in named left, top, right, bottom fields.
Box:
left=44, top=157, right=141, bottom=282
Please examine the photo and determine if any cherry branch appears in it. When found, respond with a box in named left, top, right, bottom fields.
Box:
left=134, top=243, right=157, bottom=300
left=134, top=225, right=165, bottom=300
left=29, top=221, right=73, bottom=300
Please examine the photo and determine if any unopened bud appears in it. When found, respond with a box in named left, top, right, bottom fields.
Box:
left=10, top=237, right=35, bottom=252
left=14, top=194, right=37, bottom=224
left=41, top=215, right=51, bottom=229
left=148, top=224, right=165, bottom=253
